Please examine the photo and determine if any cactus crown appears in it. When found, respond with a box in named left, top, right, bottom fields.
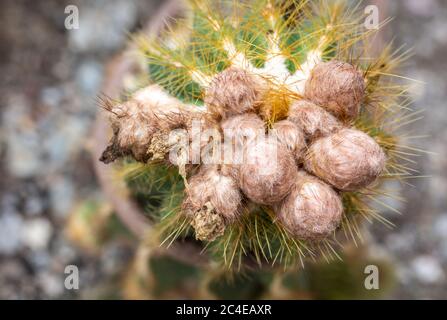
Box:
left=103, top=0, right=420, bottom=271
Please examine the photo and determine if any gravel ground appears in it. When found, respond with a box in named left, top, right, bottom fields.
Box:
left=0, top=0, right=446, bottom=299
left=0, top=0, right=161, bottom=299
left=368, top=0, right=447, bottom=299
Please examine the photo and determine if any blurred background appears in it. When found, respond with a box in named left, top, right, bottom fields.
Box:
left=0, top=0, right=446, bottom=299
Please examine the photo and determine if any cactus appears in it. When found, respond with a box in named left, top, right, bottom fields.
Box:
left=100, top=0, right=419, bottom=271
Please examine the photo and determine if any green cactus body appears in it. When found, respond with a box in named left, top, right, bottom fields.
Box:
left=101, top=0, right=419, bottom=271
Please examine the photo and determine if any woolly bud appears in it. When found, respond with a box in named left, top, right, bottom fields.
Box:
left=220, top=164, right=239, bottom=181
left=100, top=85, right=190, bottom=163
left=132, top=85, right=188, bottom=127
left=190, top=202, right=226, bottom=242
left=184, top=115, right=221, bottom=164
left=238, top=137, right=297, bottom=205
left=270, top=120, right=306, bottom=162
left=304, top=60, right=365, bottom=121
left=100, top=99, right=158, bottom=163
left=183, top=166, right=242, bottom=241
left=205, top=67, right=263, bottom=120
left=275, top=171, right=343, bottom=241
left=288, top=100, right=342, bottom=141
left=304, top=128, right=386, bottom=191
left=221, top=113, right=265, bottom=148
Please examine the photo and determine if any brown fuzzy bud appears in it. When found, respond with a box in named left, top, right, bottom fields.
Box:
left=304, top=60, right=365, bottom=121
left=183, top=166, right=242, bottom=224
left=190, top=202, right=226, bottom=242
left=270, top=120, right=306, bottom=162
left=275, top=171, right=343, bottom=241
left=100, top=99, right=157, bottom=163
left=100, top=85, right=191, bottom=163
left=220, top=164, right=236, bottom=178
left=238, top=137, right=298, bottom=205
left=147, top=130, right=188, bottom=162
left=132, top=85, right=189, bottom=127
left=147, top=131, right=171, bottom=161
left=183, top=115, right=221, bottom=164
left=205, top=67, right=263, bottom=120
left=221, top=113, right=265, bottom=148
left=304, top=128, right=386, bottom=191
left=288, top=100, right=342, bottom=141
